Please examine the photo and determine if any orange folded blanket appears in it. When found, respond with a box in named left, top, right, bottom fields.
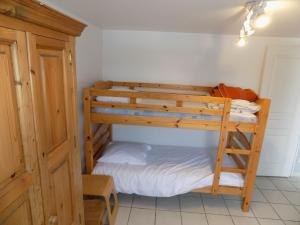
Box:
left=210, top=83, right=258, bottom=102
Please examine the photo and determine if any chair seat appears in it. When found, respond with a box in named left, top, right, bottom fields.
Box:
left=83, top=175, right=113, bottom=197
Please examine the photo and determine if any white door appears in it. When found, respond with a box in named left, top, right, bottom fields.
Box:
left=258, top=45, right=300, bottom=177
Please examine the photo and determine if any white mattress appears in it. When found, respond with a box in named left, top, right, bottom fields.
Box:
left=93, top=144, right=244, bottom=197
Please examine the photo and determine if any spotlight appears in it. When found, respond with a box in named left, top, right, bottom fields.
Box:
left=237, top=0, right=280, bottom=47
left=253, top=13, right=271, bottom=28
left=237, top=37, right=247, bottom=47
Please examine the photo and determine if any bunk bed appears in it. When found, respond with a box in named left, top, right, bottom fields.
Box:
left=83, top=81, right=270, bottom=212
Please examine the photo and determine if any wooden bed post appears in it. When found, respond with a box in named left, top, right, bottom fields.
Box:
left=242, top=99, right=271, bottom=211
left=84, top=88, right=94, bottom=173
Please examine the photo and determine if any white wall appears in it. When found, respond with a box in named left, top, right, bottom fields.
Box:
left=102, top=30, right=300, bottom=150
left=76, top=25, right=102, bottom=166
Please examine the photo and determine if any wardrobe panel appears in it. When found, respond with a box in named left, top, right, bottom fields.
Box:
left=1, top=199, right=32, bottom=225
left=51, top=160, right=73, bottom=225
left=38, top=49, right=68, bottom=152
left=0, top=43, right=24, bottom=187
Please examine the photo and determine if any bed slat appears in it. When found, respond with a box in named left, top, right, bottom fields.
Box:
left=91, top=113, right=257, bottom=132
left=90, top=88, right=225, bottom=104
left=93, top=132, right=110, bottom=154
left=107, top=81, right=213, bottom=92
left=93, top=124, right=109, bottom=140
left=224, top=148, right=250, bottom=155
left=91, top=101, right=223, bottom=116
left=222, top=167, right=246, bottom=174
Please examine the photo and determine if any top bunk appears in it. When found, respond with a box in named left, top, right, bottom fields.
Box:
left=84, top=81, right=270, bottom=133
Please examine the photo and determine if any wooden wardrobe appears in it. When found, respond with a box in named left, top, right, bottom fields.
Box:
left=0, top=1, right=86, bottom=225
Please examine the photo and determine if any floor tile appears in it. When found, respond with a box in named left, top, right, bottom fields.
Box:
left=282, top=191, right=300, bottom=205
left=294, top=205, right=300, bottom=213
left=201, top=193, right=223, bottom=199
left=292, top=182, right=300, bottom=191
left=181, top=212, right=208, bottom=225
left=252, top=189, right=268, bottom=202
left=206, top=214, right=234, bottom=225
left=261, top=190, right=289, bottom=204
left=156, top=210, right=181, bottom=225
left=231, top=216, right=259, bottom=225
left=284, top=221, right=300, bottom=225
left=270, top=179, right=298, bottom=191
left=181, top=192, right=202, bottom=198
left=272, top=204, right=300, bottom=221
left=128, top=208, right=155, bottom=225
left=288, top=177, right=300, bottom=183
left=224, top=200, right=254, bottom=217
left=271, top=177, right=290, bottom=182
left=222, top=195, right=242, bottom=201
left=157, top=196, right=180, bottom=211
left=257, top=218, right=285, bottom=225
left=115, top=207, right=131, bottom=225
left=250, top=202, right=279, bottom=219
left=132, top=195, right=156, bottom=209
left=256, top=177, right=277, bottom=190
left=203, top=198, right=229, bottom=215
left=118, top=193, right=133, bottom=207
left=181, top=196, right=205, bottom=213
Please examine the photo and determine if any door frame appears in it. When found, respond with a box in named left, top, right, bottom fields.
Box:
left=259, top=45, right=300, bottom=177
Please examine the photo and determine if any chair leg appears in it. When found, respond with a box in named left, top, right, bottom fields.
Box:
left=104, top=196, right=113, bottom=225
left=111, top=188, right=119, bottom=220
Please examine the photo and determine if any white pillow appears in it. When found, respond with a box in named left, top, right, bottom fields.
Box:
left=98, top=142, right=152, bottom=165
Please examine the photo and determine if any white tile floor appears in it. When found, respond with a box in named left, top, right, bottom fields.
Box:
left=115, top=176, right=300, bottom=225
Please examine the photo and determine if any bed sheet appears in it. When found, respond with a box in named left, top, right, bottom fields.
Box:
left=93, top=144, right=244, bottom=197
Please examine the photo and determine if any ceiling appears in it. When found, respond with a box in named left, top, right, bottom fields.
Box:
left=46, top=0, right=300, bottom=37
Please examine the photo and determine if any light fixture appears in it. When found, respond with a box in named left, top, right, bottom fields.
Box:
left=237, top=0, right=280, bottom=47
left=237, top=37, right=247, bottom=47
left=253, top=13, right=271, bottom=28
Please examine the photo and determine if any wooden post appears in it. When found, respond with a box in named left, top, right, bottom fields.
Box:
left=84, top=88, right=93, bottom=173
left=242, top=99, right=271, bottom=211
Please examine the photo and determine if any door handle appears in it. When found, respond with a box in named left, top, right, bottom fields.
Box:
left=48, top=216, right=58, bottom=225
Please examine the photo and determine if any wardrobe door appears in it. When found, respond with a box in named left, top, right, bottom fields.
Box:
left=28, top=34, right=82, bottom=225
left=0, top=28, right=43, bottom=225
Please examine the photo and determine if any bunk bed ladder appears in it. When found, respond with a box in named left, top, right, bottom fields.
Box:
left=212, top=98, right=232, bottom=193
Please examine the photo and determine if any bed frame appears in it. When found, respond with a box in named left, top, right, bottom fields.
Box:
left=83, top=81, right=270, bottom=212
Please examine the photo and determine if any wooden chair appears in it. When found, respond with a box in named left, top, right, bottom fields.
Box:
left=82, top=175, right=119, bottom=225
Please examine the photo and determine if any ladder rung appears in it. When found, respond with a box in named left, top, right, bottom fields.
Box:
left=222, top=167, right=246, bottom=174
left=225, top=148, right=250, bottom=155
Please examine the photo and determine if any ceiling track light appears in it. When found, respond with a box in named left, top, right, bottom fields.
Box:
left=237, top=0, right=277, bottom=47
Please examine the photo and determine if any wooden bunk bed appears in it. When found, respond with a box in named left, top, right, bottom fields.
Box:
left=83, top=80, right=270, bottom=212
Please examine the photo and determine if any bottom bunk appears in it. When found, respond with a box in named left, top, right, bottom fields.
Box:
left=92, top=142, right=244, bottom=197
